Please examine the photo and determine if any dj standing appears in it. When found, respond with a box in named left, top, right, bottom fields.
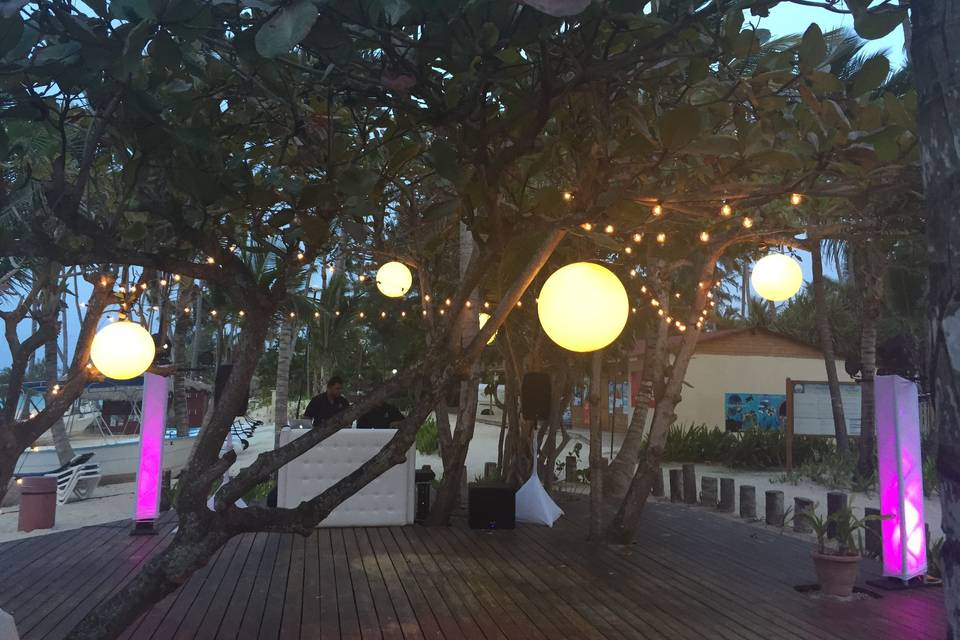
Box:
left=303, top=376, right=351, bottom=427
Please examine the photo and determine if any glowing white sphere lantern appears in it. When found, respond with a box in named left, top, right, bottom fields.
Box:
left=375, top=261, right=413, bottom=298
left=90, top=319, right=156, bottom=380
left=750, top=254, right=803, bottom=302
left=537, top=262, right=629, bottom=352
left=478, top=312, right=497, bottom=345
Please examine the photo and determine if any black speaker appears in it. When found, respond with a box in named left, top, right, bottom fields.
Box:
left=468, top=485, right=516, bottom=530
left=521, top=372, right=551, bottom=420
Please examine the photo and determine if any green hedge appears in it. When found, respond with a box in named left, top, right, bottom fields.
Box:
left=661, top=424, right=834, bottom=470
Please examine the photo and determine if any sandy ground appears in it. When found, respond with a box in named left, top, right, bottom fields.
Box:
left=1, top=417, right=943, bottom=544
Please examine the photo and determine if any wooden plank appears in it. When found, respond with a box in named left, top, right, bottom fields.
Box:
left=251, top=533, right=293, bottom=640
left=212, top=532, right=272, bottom=640
left=390, top=527, right=488, bottom=640
left=30, top=523, right=176, bottom=640
left=188, top=532, right=259, bottom=640
left=278, top=534, right=305, bottom=640
left=400, top=526, right=508, bottom=640
left=148, top=543, right=230, bottom=639
left=366, top=527, right=446, bottom=639
left=329, top=528, right=361, bottom=640
left=341, top=527, right=386, bottom=640
left=354, top=528, right=421, bottom=640
left=165, top=535, right=245, bottom=639
left=314, top=530, right=341, bottom=639
left=299, top=531, right=322, bottom=639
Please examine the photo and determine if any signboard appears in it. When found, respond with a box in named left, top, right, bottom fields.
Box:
left=789, top=381, right=861, bottom=436
left=724, top=393, right=787, bottom=431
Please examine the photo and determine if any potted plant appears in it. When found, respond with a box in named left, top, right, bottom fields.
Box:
left=802, top=505, right=884, bottom=597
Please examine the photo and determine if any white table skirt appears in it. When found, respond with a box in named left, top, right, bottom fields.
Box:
left=276, top=428, right=416, bottom=527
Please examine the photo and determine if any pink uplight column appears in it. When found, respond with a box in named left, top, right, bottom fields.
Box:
left=876, top=375, right=927, bottom=581
left=134, top=373, right=168, bottom=523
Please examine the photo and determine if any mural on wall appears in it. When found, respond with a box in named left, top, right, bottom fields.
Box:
left=725, top=393, right=787, bottom=432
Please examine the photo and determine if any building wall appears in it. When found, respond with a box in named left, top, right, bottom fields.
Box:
left=669, top=353, right=852, bottom=430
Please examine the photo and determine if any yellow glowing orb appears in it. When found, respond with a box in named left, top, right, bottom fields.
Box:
left=537, top=262, right=629, bottom=352
left=90, top=320, right=156, bottom=380
left=750, top=253, right=803, bottom=302
left=376, top=261, right=413, bottom=298
left=478, top=312, right=497, bottom=345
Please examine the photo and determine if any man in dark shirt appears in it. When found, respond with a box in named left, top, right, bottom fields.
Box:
left=357, top=401, right=405, bottom=429
left=302, top=376, right=351, bottom=427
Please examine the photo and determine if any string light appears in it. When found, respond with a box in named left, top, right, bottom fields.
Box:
left=210, top=309, right=218, bottom=317
left=314, top=311, right=321, bottom=318
left=604, top=224, right=614, bottom=234
left=206, top=256, right=215, bottom=264
left=563, top=191, right=574, bottom=202
left=629, top=269, right=637, bottom=277
left=624, top=246, right=633, bottom=255
left=656, top=232, right=666, bottom=244
left=632, top=232, right=643, bottom=243
left=359, top=311, right=365, bottom=318
left=139, top=283, right=147, bottom=290
left=358, top=275, right=366, bottom=282
left=297, top=252, right=305, bottom=260
left=742, top=217, right=754, bottom=229
left=720, top=202, right=733, bottom=217
left=289, top=311, right=295, bottom=318
left=173, top=274, right=181, bottom=282
left=581, top=223, right=593, bottom=231
left=239, top=310, right=245, bottom=317
left=159, top=279, right=168, bottom=286
left=439, top=309, right=445, bottom=315
left=424, top=294, right=431, bottom=302
left=99, top=277, right=108, bottom=287
left=183, top=308, right=190, bottom=314
left=465, top=301, right=472, bottom=308
left=401, top=311, right=406, bottom=317
left=658, top=309, right=664, bottom=316
left=651, top=299, right=659, bottom=307
left=699, top=231, right=710, bottom=243
left=444, top=298, right=452, bottom=306
left=516, top=300, right=523, bottom=308
left=229, top=244, right=237, bottom=252
left=790, top=193, right=803, bottom=206
left=652, top=203, right=663, bottom=216
left=484, top=302, right=490, bottom=309
left=335, top=311, right=340, bottom=316
left=422, top=310, right=427, bottom=316
left=640, top=285, right=647, bottom=293
left=380, top=311, right=387, bottom=318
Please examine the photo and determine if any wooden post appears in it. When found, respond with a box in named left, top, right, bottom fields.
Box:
left=739, top=485, right=756, bottom=519
left=651, top=467, right=665, bottom=497
left=682, top=463, right=697, bottom=504
left=765, top=490, right=784, bottom=526
left=785, top=378, right=794, bottom=473
left=565, top=455, right=577, bottom=483
left=701, top=476, right=718, bottom=508
left=483, top=462, right=498, bottom=481
left=826, top=491, right=848, bottom=539
left=669, top=469, right=683, bottom=503
left=865, top=506, right=882, bottom=559
left=718, top=478, right=735, bottom=512
left=793, top=497, right=815, bottom=533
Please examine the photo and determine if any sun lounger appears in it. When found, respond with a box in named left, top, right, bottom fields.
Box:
left=16, top=452, right=102, bottom=504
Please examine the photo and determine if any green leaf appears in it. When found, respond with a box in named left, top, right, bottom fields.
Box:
left=428, top=140, right=462, bottom=184
left=659, top=105, right=701, bottom=150
left=684, top=134, right=739, bottom=157
left=149, top=30, right=181, bottom=69
left=386, top=142, right=422, bottom=175
left=854, top=7, right=905, bottom=40
left=850, top=55, right=889, bottom=97
left=254, top=0, right=320, bottom=59
left=798, top=23, right=826, bottom=73
left=0, top=17, right=23, bottom=57
left=110, top=0, right=156, bottom=21
left=748, top=149, right=803, bottom=170
left=423, top=198, right=458, bottom=220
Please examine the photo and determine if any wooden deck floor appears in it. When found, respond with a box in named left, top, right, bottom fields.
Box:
left=0, top=494, right=946, bottom=639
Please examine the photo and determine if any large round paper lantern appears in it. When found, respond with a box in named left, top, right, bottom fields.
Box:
left=90, top=319, right=156, bottom=380
left=750, top=253, right=803, bottom=302
left=537, top=262, right=629, bottom=352
left=478, top=312, right=497, bottom=345
left=376, top=261, right=413, bottom=298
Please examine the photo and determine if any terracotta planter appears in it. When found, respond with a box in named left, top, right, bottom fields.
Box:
left=812, top=551, right=861, bottom=597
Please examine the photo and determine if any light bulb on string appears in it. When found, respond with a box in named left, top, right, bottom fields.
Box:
left=581, top=222, right=593, bottom=231
left=604, top=224, right=614, bottom=234
left=629, top=269, right=637, bottom=277
left=652, top=203, right=663, bottom=216
left=289, top=311, right=295, bottom=318
left=563, top=191, right=574, bottom=202
left=206, top=256, right=216, bottom=264
left=633, top=233, right=643, bottom=243
left=314, top=311, right=320, bottom=318
left=173, top=274, right=181, bottom=282
left=424, top=294, right=431, bottom=302
left=380, top=311, right=387, bottom=318
left=790, top=193, right=803, bottom=206
left=160, top=279, right=168, bottom=287
left=401, top=311, right=406, bottom=318
left=742, top=217, right=754, bottom=229
left=624, top=247, right=633, bottom=255
left=297, top=252, right=305, bottom=260
left=444, top=298, right=451, bottom=306
left=656, top=233, right=666, bottom=244
left=720, top=202, right=733, bottom=217
left=699, top=231, right=710, bottom=243
left=239, top=310, right=245, bottom=317
left=358, top=275, right=366, bottom=282
left=640, top=285, right=647, bottom=293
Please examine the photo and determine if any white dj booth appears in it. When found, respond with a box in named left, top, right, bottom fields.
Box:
left=276, top=427, right=417, bottom=527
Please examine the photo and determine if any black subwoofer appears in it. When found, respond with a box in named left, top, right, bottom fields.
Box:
left=468, top=484, right=516, bottom=530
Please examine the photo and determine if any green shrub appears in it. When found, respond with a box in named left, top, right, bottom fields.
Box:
left=416, top=416, right=439, bottom=455
left=661, top=424, right=839, bottom=470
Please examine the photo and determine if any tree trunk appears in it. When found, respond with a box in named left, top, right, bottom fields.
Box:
left=426, top=372, right=480, bottom=525
left=46, top=336, right=75, bottom=466
left=604, top=379, right=651, bottom=497
left=911, top=5, right=960, bottom=634
left=856, top=243, right=882, bottom=480
left=274, top=318, right=294, bottom=430
left=811, top=242, right=850, bottom=454
left=172, top=286, right=192, bottom=437
left=588, top=350, right=605, bottom=540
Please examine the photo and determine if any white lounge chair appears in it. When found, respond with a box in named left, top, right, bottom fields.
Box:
left=47, top=460, right=101, bottom=504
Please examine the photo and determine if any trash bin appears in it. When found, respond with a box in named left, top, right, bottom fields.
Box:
left=414, top=465, right=435, bottom=524
left=18, top=476, right=57, bottom=532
